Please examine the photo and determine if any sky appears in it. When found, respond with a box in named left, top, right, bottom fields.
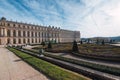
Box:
left=0, top=0, right=120, bottom=38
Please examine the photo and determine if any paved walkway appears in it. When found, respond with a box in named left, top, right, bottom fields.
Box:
left=0, top=48, right=49, bottom=80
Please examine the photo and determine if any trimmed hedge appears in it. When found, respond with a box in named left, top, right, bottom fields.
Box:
left=73, top=52, right=120, bottom=62
left=23, top=48, right=120, bottom=76
left=7, top=47, right=89, bottom=80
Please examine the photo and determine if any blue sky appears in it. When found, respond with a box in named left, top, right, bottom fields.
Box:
left=0, top=0, right=120, bottom=38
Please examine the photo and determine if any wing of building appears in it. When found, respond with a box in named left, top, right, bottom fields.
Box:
left=0, top=17, right=80, bottom=46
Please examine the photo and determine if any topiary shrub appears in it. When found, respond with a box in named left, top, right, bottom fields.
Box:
left=41, top=41, right=45, bottom=47
left=48, top=41, right=52, bottom=49
left=72, top=40, right=78, bottom=52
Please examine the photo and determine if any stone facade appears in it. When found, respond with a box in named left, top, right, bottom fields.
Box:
left=0, top=17, right=80, bottom=45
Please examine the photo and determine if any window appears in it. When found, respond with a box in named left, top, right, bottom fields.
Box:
left=8, top=23, right=10, bottom=26
left=18, top=24, right=20, bottom=27
left=23, top=39, right=26, bottom=43
left=27, top=31, right=30, bottom=37
left=36, top=38, right=37, bottom=43
left=0, top=39, right=1, bottom=45
left=39, top=39, right=41, bottom=43
left=13, top=30, right=16, bottom=37
left=23, top=25, right=25, bottom=28
left=7, top=38, right=10, bottom=44
left=18, top=30, right=21, bottom=37
left=35, top=32, right=37, bottom=37
left=7, top=30, right=11, bottom=37
left=31, top=32, right=34, bottom=37
left=23, top=31, right=25, bottom=37
left=28, top=39, right=30, bottom=43
left=18, top=39, right=21, bottom=44
left=39, top=32, right=40, bottom=37
left=13, top=39, right=16, bottom=44
left=32, top=38, right=34, bottom=43
left=13, top=24, right=15, bottom=27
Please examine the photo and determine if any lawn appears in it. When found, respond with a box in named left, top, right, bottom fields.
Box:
left=32, top=43, right=120, bottom=56
left=7, top=47, right=90, bottom=80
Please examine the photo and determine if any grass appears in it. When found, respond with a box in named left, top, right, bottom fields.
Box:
left=32, top=43, right=120, bottom=56
left=7, top=47, right=90, bottom=80
left=22, top=48, right=120, bottom=76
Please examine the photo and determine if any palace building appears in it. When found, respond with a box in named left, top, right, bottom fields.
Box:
left=0, top=17, right=80, bottom=46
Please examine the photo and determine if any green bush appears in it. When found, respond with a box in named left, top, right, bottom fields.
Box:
left=48, top=42, right=52, bottom=49
left=72, top=40, right=78, bottom=52
left=41, top=42, right=46, bottom=47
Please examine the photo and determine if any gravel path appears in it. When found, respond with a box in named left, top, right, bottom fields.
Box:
left=0, top=48, right=49, bottom=80
left=45, top=52, right=120, bottom=68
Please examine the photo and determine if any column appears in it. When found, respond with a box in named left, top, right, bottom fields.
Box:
left=21, top=30, right=23, bottom=37
left=16, top=30, right=18, bottom=37
left=4, top=28, right=7, bottom=37
left=1, top=28, right=3, bottom=36
left=26, top=31, right=27, bottom=37
left=0, top=28, right=1, bottom=37
left=11, top=30, right=13, bottom=37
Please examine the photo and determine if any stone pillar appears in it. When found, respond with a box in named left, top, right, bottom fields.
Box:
left=21, top=31, right=23, bottom=37
left=0, top=28, right=1, bottom=37
left=26, top=31, right=27, bottom=37
left=11, top=30, right=13, bottom=37
left=16, top=30, right=18, bottom=37
left=29, top=31, right=31, bottom=37
left=4, top=28, right=7, bottom=37
left=1, top=28, right=3, bottom=36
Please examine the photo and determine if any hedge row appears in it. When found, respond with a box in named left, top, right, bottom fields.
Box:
left=23, top=48, right=120, bottom=76
left=73, top=52, right=120, bottom=62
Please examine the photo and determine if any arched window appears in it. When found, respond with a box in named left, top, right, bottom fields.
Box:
left=13, top=39, right=16, bottom=44
left=39, top=32, right=40, bottom=37
left=27, top=31, right=30, bottom=37
left=13, top=30, right=16, bottom=37
left=18, top=30, right=21, bottom=37
left=18, top=39, right=21, bottom=44
left=8, top=23, right=10, bottom=26
left=35, top=32, right=37, bottom=37
left=13, top=24, right=15, bottom=27
left=23, top=31, right=25, bottom=37
left=7, top=38, right=10, bottom=44
left=36, top=38, right=37, bottom=43
left=31, top=32, right=34, bottom=37
left=0, top=39, right=1, bottom=45
left=39, top=39, right=41, bottom=43
left=23, top=38, right=26, bottom=43
left=7, top=29, right=11, bottom=37
left=32, top=38, right=34, bottom=43
left=28, top=39, right=30, bottom=43
left=42, top=32, right=43, bottom=37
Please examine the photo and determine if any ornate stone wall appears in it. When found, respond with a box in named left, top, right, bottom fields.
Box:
left=0, top=17, right=80, bottom=45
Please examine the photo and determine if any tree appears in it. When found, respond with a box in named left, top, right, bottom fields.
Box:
left=96, top=39, right=99, bottom=44
left=102, top=40, right=105, bottom=45
left=72, top=40, right=78, bottom=52
left=80, top=40, right=83, bottom=44
left=87, top=39, right=90, bottom=44
left=48, top=41, right=52, bottom=49
left=109, top=39, right=113, bottom=43
left=41, top=42, right=45, bottom=47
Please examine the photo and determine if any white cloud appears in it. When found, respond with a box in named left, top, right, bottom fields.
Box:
left=0, top=0, right=120, bottom=38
